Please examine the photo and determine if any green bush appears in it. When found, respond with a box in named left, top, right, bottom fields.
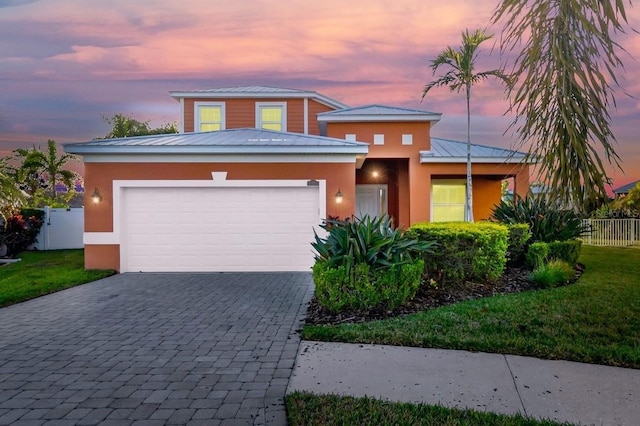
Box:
left=311, top=215, right=434, bottom=312
left=506, top=223, right=531, bottom=266
left=312, top=215, right=434, bottom=272
left=525, top=240, right=582, bottom=269
left=313, top=259, right=424, bottom=313
left=525, top=242, right=549, bottom=270
left=408, top=222, right=508, bottom=286
left=548, top=240, right=583, bottom=267
left=491, top=196, right=587, bottom=242
left=529, top=259, right=575, bottom=288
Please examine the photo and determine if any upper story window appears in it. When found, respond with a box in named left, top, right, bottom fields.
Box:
left=195, top=102, right=225, bottom=132
left=256, top=102, right=287, bottom=131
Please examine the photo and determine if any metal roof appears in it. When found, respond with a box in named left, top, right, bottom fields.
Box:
left=169, top=86, right=348, bottom=109
left=317, top=104, right=442, bottom=122
left=420, top=138, right=530, bottom=164
left=64, top=128, right=369, bottom=155
left=613, top=180, right=640, bottom=194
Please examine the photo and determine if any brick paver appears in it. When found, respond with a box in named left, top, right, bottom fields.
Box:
left=0, top=272, right=313, bottom=425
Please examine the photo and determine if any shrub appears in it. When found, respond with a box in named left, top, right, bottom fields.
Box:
left=525, top=240, right=583, bottom=269
left=505, top=223, right=531, bottom=266
left=525, top=242, right=549, bottom=269
left=311, top=215, right=434, bottom=312
left=548, top=240, right=583, bottom=267
left=529, top=260, right=575, bottom=288
left=312, top=215, right=434, bottom=272
left=491, top=196, right=587, bottom=242
left=408, top=222, right=508, bottom=286
left=1, top=209, right=44, bottom=258
left=313, top=259, right=424, bottom=313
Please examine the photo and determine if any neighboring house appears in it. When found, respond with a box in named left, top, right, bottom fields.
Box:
left=613, top=180, right=640, bottom=199
left=65, top=86, right=531, bottom=273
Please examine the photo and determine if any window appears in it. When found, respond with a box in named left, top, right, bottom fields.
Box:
left=345, top=134, right=357, bottom=142
left=195, top=102, right=225, bottom=132
left=256, top=102, right=286, bottom=131
left=431, top=180, right=466, bottom=222
left=373, top=134, right=385, bottom=145
left=402, top=134, right=413, bottom=145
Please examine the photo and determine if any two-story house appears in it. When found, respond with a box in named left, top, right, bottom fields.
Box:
left=65, top=86, right=530, bottom=273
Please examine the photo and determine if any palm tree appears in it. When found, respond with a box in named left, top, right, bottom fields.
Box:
left=422, top=29, right=511, bottom=222
left=0, top=157, right=24, bottom=212
left=12, top=140, right=78, bottom=201
left=492, top=0, right=629, bottom=211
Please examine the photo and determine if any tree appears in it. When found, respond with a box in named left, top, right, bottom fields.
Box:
left=422, top=29, right=511, bottom=222
left=492, top=0, right=630, bottom=211
left=102, top=113, right=178, bottom=138
left=11, top=140, right=79, bottom=206
left=0, top=156, right=24, bottom=216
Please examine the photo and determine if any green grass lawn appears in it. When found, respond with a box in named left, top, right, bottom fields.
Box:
left=302, top=245, right=640, bottom=368
left=0, top=250, right=115, bottom=307
left=286, top=392, right=570, bottom=426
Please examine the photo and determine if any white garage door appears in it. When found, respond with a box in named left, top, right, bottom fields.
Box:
left=120, top=185, right=321, bottom=272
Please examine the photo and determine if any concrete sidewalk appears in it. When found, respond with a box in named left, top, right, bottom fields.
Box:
left=288, top=341, right=640, bottom=426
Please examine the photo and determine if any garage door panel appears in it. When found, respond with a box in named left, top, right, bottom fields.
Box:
left=121, top=185, right=320, bottom=272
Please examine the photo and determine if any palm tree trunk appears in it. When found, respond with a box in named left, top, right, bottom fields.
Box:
left=466, top=83, right=474, bottom=222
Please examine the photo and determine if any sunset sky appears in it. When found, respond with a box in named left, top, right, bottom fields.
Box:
left=1, top=0, right=638, bottom=189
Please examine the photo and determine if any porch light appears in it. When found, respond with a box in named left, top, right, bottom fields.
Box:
left=91, top=188, right=103, bottom=203
left=372, top=170, right=380, bottom=178
left=335, top=189, right=343, bottom=203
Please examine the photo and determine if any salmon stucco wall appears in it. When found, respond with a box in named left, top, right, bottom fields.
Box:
left=83, top=161, right=356, bottom=271
left=182, top=98, right=334, bottom=134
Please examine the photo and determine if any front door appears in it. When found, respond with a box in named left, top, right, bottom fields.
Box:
left=355, top=184, right=388, bottom=219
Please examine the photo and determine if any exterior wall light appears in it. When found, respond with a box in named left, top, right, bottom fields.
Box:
left=372, top=170, right=380, bottom=178
left=91, top=188, right=103, bottom=203
left=335, top=189, right=343, bottom=203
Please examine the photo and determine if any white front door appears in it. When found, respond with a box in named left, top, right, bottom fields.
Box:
left=355, top=184, right=388, bottom=219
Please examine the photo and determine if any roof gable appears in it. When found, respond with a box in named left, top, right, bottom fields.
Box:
left=613, top=180, right=640, bottom=194
left=169, top=85, right=348, bottom=110
left=318, top=104, right=441, bottom=123
left=64, top=128, right=368, bottom=155
left=420, top=138, right=529, bottom=164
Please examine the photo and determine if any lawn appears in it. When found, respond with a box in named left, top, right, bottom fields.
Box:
left=0, top=250, right=115, bottom=307
left=286, top=392, right=570, bottom=426
left=302, top=245, right=640, bottom=368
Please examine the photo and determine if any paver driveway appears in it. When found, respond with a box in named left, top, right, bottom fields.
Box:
left=0, top=272, right=313, bottom=425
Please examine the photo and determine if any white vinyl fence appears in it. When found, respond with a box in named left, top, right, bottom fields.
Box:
left=32, top=207, right=84, bottom=250
left=581, top=219, right=640, bottom=246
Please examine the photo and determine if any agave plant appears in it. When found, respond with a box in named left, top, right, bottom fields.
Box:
left=491, top=195, right=587, bottom=243
left=311, top=214, right=435, bottom=273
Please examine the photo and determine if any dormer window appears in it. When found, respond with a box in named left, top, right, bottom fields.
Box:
left=256, top=102, right=286, bottom=131
left=195, top=102, right=225, bottom=132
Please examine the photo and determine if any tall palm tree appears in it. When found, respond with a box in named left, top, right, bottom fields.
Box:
left=422, top=29, right=511, bottom=222
left=492, top=0, right=629, bottom=211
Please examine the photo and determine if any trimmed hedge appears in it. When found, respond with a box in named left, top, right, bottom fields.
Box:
left=312, top=259, right=424, bottom=313
left=506, top=223, right=531, bottom=266
left=526, top=242, right=549, bottom=269
left=548, top=240, right=582, bottom=267
left=525, top=239, right=583, bottom=269
left=408, top=222, right=508, bottom=286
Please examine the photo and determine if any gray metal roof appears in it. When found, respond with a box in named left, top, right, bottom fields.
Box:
left=317, top=104, right=441, bottom=122
left=420, top=138, right=529, bottom=164
left=64, top=128, right=369, bottom=155
left=613, top=180, right=640, bottom=194
left=169, top=86, right=348, bottom=109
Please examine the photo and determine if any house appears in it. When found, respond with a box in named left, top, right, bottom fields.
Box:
left=64, top=86, right=531, bottom=273
left=613, top=180, right=640, bottom=199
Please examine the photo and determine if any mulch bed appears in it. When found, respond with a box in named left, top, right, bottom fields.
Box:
left=305, top=264, right=585, bottom=326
